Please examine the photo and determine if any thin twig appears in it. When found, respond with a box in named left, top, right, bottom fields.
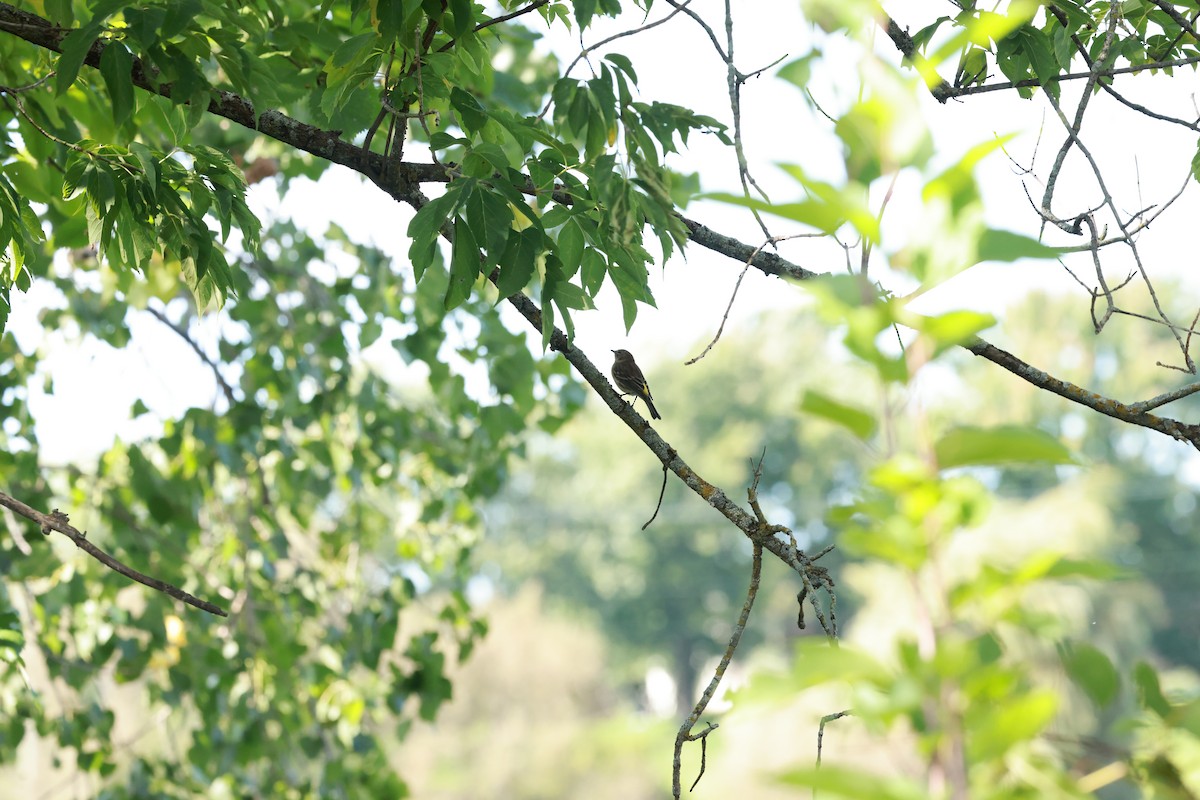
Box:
left=685, top=233, right=818, bottom=365
left=1131, top=378, right=1200, bottom=413
left=672, top=541, right=761, bottom=799
left=145, top=304, right=237, bottom=406
left=559, top=0, right=692, bottom=79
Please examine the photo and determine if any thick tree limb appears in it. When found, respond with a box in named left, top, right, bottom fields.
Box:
left=0, top=490, right=229, bottom=616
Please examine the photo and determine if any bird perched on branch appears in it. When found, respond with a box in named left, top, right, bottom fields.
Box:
left=611, top=349, right=661, bottom=420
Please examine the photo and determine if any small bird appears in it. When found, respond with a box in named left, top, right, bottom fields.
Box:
left=611, top=349, right=661, bottom=420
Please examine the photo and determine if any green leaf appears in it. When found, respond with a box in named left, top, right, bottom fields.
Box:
left=556, top=219, right=585, bottom=278
left=450, top=87, right=487, bottom=134
left=977, top=228, right=1064, bottom=262
left=908, top=309, right=995, bottom=349
left=99, top=42, right=136, bottom=127
left=607, top=247, right=651, bottom=306
left=605, top=53, right=638, bottom=83
left=580, top=248, right=605, bottom=296
left=161, top=0, right=202, bottom=38
left=462, top=186, right=511, bottom=266
left=408, top=187, right=461, bottom=281
left=1016, top=26, right=1060, bottom=99
left=789, top=640, right=891, bottom=690
left=496, top=228, right=540, bottom=297
left=934, top=425, right=1074, bottom=469
left=551, top=277, right=593, bottom=311
left=446, top=217, right=480, bottom=310
left=801, top=390, right=877, bottom=440
left=448, top=0, right=474, bottom=37
left=1060, top=642, right=1119, bottom=709
left=129, top=143, right=159, bottom=199
left=374, top=0, right=407, bottom=39
left=56, top=20, right=105, bottom=96
left=540, top=289, right=555, bottom=350
left=1043, top=557, right=1126, bottom=581
left=777, top=53, right=817, bottom=91
left=705, top=185, right=878, bottom=240
left=1134, top=661, right=1172, bottom=718
left=44, top=0, right=74, bottom=25
left=967, top=689, right=1058, bottom=762
left=777, top=766, right=927, bottom=800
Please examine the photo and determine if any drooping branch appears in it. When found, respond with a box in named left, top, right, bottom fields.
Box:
left=0, top=490, right=229, bottom=616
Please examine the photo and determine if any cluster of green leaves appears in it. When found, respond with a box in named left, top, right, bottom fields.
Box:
left=3, top=0, right=729, bottom=346
left=0, top=202, right=583, bottom=793
left=0, top=171, right=42, bottom=333
left=408, top=51, right=725, bottom=340
left=62, top=141, right=258, bottom=309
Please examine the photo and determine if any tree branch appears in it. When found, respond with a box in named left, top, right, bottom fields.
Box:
left=964, top=339, right=1200, bottom=447
left=0, top=490, right=228, bottom=616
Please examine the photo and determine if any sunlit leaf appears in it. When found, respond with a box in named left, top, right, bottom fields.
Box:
left=935, top=425, right=1074, bottom=468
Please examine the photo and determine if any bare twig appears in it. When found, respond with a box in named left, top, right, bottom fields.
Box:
left=0, top=490, right=228, bottom=616
left=559, top=0, right=692, bottom=79
left=145, top=304, right=237, bottom=406
left=966, top=338, right=1200, bottom=447
left=1040, top=7, right=1118, bottom=223
left=685, top=233, right=818, bottom=365
left=672, top=540, right=761, bottom=799
left=816, top=710, right=853, bottom=768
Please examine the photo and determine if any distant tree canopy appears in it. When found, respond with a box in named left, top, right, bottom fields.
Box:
left=3, top=0, right=1200, bottom=796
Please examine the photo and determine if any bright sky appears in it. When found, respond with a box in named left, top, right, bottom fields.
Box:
left=8, top=0, right=1200, bottom=464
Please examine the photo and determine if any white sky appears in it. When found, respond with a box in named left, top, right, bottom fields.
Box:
left=8, top=0, right=1200, bottom=464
